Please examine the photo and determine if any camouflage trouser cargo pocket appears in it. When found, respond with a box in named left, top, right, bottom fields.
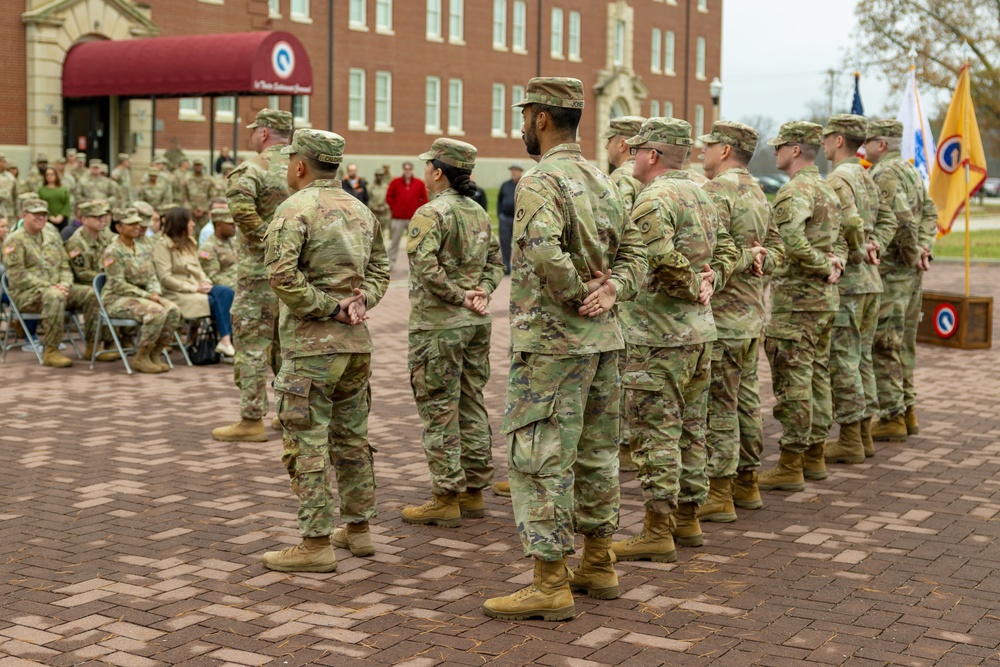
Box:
left=408, top=339, right=443, bottom=402
left=274, top=373, right=312, bottom=430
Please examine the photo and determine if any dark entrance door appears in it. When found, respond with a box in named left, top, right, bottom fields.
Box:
left=64, top=97, right=111, bottom=166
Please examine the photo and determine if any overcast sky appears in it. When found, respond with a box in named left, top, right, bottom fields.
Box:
left=720, top=0, right=895, bottom=128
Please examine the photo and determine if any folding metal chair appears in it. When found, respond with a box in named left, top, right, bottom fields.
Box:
left=92, top=273, right=189, bottom=374
left=1, top=269, right=85, bottom=364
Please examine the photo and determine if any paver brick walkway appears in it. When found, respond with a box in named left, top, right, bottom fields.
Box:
left=2, top=261, right=1000, bottom=666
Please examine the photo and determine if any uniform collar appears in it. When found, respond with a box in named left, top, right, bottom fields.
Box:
left=303, top=178, right=341, bottom=189
left=540, top=143, right=582, bottom=162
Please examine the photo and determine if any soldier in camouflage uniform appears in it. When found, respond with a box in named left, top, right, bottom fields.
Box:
left=367, top=165, right=392, bottom=236
left=260, top=129, right=390, bottom=573
left=212, top=109, right=293, bottom=443
left=864, top=119, right=936, bottom=441
left=199, top=207, right=238, bottom=289
left=102, top=208, right=182, bottom=374
left=110, top=153, right=132, bottom=200
left=66, top=150, right=85, bottom=184
left=821, top=115, right=896, bottom=462
left=183, top=158, right=220, bottom=237
left=77, top=160, right=121, bottom=207
left=482, top=78, right=647, bottom=622
left=24, top=155, right=47, bottom=194
left=759, top=122, right=845, bottom=492
left=603, top=115, right=646, bottom=474
left=0, top=154, right=18, bottom=221
left=697, top=120, right=785, bottom=520
left=3, top=198, right=99, bottom=367
left=611, top=118, right=748, bottom=559
left=399, top=138, right=505, bottom=528
left=137, top=169, right=171, bottom=212
left=65, top=199, right=121, bottom=361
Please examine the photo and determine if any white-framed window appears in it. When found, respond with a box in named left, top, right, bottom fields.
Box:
left=425, top=76, right=441, bottom=133
left=664, top=30, right=676, bottom=74
left=291, top=0, right=310, bottom=22
left=663, top=101, right=674, bottom=117
left=375, top=0, right=392, bottom=32
left=348, top=68, right=366, bottom=130
left=449, top=0, right=464, bottom=42
left=550, top=7, right=564, bottom=58
left=179, top=97, right=204, bottom=120
left=510, top=84, right=524, bottom=138
left=268, top=95, right=280, bottom=109
left=650, top=100, right=660, bottom=117
left=568, top=11, right=581, bottom=60
left=491, top=84, right=506, bottom=137
left=292, top=96, right=310, bottom=127
left=493, top=0, right=507, bottom=49
left=349, top=0, right=366, bottom=28
left=694, top=105, right=705, bottom=137
left=698, top=0, right=708, bottom=12
left=512, top=0, right=527, bottom=52
left=448, top=79, right=463, bottom=134
left=215, top=96, right=235, bottom=122
left=651, top=29, right=662, bottom=73
left=613, top=19, right=625, bottom=67
left=375, top=71, right=393, bottom=131
left=427, top=0, right=442, bottom=40
left=696, top=36, right=706, bottom=79
left=268, top=0, right=280, bottom=18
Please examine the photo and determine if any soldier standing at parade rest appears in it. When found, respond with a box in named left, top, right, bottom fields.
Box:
left=821, top=115, right=897, bottom=463
left=260, top=129, right=389, bottom=573
left=758, top=122, right=845, bottom=493
left=698, top=120, right=784, bottom=520
left=366, top=165, right=392, bottom=240
left=212, top=109, right=293, bottom=443
left=3, top=198, right=100, bottom=367
left=399, top=138, right=505, bottom=529
left=481, top=77, right=647, bottom=622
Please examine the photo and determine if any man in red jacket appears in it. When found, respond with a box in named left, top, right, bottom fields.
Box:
left=385, top=161, right=428, bottom=272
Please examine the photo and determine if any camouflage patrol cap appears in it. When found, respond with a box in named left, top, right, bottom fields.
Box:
left=18, top=192, right=38, bottom=201
left=0, top=154, right=6, bottom=162
left=512, top=77, right=585, bottom=109
left=114, top=207, right=148, bottom=226
left=210, top=207, right=234, bottom=224
left=147, top=168, right=159, bottom=177
left=132, top=201, right=156, bottom=219
left=280, top=128, right=345, bottom=164
left=192, top=157, right=205, bottom=167
left=603, top=115, right=647, bottom=140
left=160, top=202, right=180, bottom=215
left=79, top=199, right=111, bottom=217
left=247, top=108, right=294, bottom=132
left=418, top=138, right=477, bottom=170
left=117, top=153, right=130, bottom=161
left=866, top=118, right=903, bottom=139
left=823, top=114, right=868, bottom=141
left=89, top=158, right=103, bottom=168
left=21, top=198, right=49, bottom=214
left=36, top=153, right=48, bottom=163
left=152, top=157, right=168, bottom=166
left=55, top=157, right=67, bottom=165
left=698, top=120, right=759, bottom=154
left=220, top=160, right=236, bottom=171
left=65, top=148, right=77, bottom=157
left=767, top=121, right=823, bottom=147
left=626, top=117, right=694, bottom=147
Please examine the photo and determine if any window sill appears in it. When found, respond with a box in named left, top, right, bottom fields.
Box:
left=447, top=128, right=465, bottom=136
left=696, top=74, right=707, bottom=81
left=348, top=122, right=368, bottom=131
left=268, top=11, right=282, bottom=19
left=698, top=7, right=708, bottom=13
left=214, top=115, right=235, bottom=124
left=664, top=69, right=676, bottom=77
left=179, top=113, right=206, bottom=122
left=376, top=27, right=394, bottom=35
left=198, top=0, right=224, bottom=5
left=551, top=52, right=565, bottom=60
left=493, top=43, right=508, bottom=52
left=294, top=119, right=312, bottom=128
left=425, top=126, right=442, bottom=134
left=449, top=38, right=465, bottom=46
left=569, top=55, right=581, bottom=62
left=291, top=14, right=313, bottom=24
left=375, top=125, right=395, bottom=133
left=350, top=23, right=369, bottom=32
left=491, top=130, right=508, bottom=138
left=651, top=67, right=662, bottom=75
left=512, top=46, right=528, bottom=55
left=427, top=34, right=444, bottom=43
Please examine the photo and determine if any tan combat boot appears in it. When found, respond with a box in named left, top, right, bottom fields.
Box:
left=569, top=536, right=618, bottom=599
left=611, top=510, right=676, bottom=563
left=401, top=492, right=461, bottom=528
left=482, top=558, right=575, bottom=621
left=131, top=347, right=164, bottom=374
left=331, top=521, right=375, bottom=557
left=872, top=414, right=907, bottom=442
left=146, top=343, right=170, bottom=372
left=697, top=477, right=737, bottom=523
left=261, top=536, right=337, bottom=572
left=492, top=481, right=510, bottom=497
left=825, top=421, right=865, bottom=464
left=860, top=417, right=875, bottom=458
left=733, top=470, right=763, bottom=510
left=212, top=418, right=268, bottom=442
left=758, top=451, right=805, bottom=491
left=904, top=405, right=919, bottom=435
left=84, top=342, right=118, bottom=362
left=457, top=489, right=485, bottom=519
left=272, top=417, right=282, bottom=430
left=42, top=346, right=74, bottom=368
left=671, top=502, right=703, bottom=547
left=618, top=443, right=637, bottom=473
left=802, top=442, right=828, bottom=480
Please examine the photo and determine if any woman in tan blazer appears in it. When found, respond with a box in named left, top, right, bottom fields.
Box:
left=152, top=207, right=235, bottom=356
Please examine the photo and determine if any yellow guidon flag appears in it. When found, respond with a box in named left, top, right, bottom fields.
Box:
left=929, top=63, right=987, bottom=236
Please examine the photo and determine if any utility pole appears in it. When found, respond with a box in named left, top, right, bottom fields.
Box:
left=827, top=68, right=836, bottom=117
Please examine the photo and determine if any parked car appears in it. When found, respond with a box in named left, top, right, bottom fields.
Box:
left=981, top=177, right=1000, bottom=197
left=755, top=175, right=782, bottom=194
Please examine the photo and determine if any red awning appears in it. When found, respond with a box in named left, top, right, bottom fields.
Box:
left=63, top=31, right=313, bottom=98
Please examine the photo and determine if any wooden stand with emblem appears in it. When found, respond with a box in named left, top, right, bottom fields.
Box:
left=917, top=292, right=993, bottom=349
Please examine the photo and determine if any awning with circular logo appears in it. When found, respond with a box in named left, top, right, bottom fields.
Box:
left=62, top=30, right=313, bottom=98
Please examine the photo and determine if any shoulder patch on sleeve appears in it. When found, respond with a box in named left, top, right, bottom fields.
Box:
left=103, top=256, right=114, bottom=267
left=4, top=243, right=16, bottom=255
left=406, top=213, right=437, bottom=253
left=630, top=198, right=665, bottom=242
left=199, top=250, right=212, bottom=259
left=513, top=187, right=547, bottom=231
left=68, top=248, right=82, bottom=258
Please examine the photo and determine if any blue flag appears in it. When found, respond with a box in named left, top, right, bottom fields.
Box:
left=851, top=72, right=864, bottom=115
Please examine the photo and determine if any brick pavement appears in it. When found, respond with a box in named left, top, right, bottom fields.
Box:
left=2, top=261, right=1000, bottom=666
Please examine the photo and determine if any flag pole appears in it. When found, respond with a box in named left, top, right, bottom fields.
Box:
left=965, top=161, right=971, bottom=297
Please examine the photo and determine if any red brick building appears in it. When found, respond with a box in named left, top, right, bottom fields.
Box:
left=7, top=0, right=721, bottom=182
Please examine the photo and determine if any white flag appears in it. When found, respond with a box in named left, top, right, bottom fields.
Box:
left=896, top=67, right=936, bottom=187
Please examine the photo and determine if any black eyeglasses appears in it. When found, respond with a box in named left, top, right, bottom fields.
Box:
left=629, top=146, right=663, bottom=157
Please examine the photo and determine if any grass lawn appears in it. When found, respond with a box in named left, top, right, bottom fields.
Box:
left=935, top=228, right=1000, bottom=259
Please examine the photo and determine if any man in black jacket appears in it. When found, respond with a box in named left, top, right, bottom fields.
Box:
left=495, top=162, right=522, bottom=274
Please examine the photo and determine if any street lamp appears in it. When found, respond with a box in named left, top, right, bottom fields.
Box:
left=709, top=76, right=723, bottom=123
